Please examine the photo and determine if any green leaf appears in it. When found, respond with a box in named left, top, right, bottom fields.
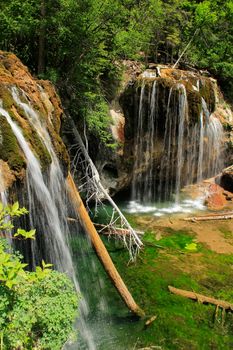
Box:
left=12, top=201, right=19, bottom=212
left=42, top=260, right=53, bottom=269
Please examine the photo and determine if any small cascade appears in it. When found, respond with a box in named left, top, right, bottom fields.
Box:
left=132, top=78, right=224, bottom=203
left=11, top=87, right=69, bottom=255
left=0, top=102, right=96, bottom=350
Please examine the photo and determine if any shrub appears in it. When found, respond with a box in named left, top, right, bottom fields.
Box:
left=0, top=202, right=79, bottom=349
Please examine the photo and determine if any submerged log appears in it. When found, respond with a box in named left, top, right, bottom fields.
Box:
left=66, top=172, right=145, bottom=317
left=184, top=211, right=233, bottom=222
left=168, top=286, right=233, bottom=311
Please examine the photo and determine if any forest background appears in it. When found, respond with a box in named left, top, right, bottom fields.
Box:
left=1, top=0, right=232, bottom=139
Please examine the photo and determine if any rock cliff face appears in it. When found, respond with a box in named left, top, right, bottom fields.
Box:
left=0, top=51, right=69, bottom=192
left=96, top=65, right=233, bottom=198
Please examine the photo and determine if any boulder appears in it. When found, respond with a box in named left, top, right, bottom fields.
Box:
left=205, top=183, right=227, bottom=210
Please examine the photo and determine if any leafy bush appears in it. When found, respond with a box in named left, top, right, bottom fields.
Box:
left=0, top=202, right=79, bottom=349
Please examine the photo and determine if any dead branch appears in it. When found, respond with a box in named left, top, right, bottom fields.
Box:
left=168, top=286, right=233, bottom=312
left=173, top=29, right=199, bottom=69
left=66, top=114, right=143, bottom=261
left=94, top=223, right=144, bottom=236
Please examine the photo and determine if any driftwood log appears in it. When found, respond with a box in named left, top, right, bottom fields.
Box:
left=184, top=211, right=233, bottom=222
left=168, top=286, right=233, bottom=312
left=67, top=172, right=145, bottom=317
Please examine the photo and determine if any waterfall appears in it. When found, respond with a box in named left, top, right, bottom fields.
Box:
left=132, top=81, right=159, bottom=202
left=145, top=81, right=157, bottom=201
left=132, top=79, right=224, bottom=203
left=0, top=101, right=96, bottom=350
left=158, top=86, right=174, bottom=200
left=175, top=84, right=188, bottom=203
left=132, top=84, right=145, bottom=201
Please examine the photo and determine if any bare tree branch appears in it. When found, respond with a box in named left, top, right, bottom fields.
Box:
left=66, top=114, right=143, bottom=260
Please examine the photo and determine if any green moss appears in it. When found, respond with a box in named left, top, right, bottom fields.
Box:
left=108, top=227, right=233, bottom=349
left=22, top=125, right=51, bottom=169
left=0, top=109, right=51, bottom=173
left=219, top=226, right=233, bottom=239
left=0, top=86, right=14, bottom=110
left=0, top=116, right=25, bottom=172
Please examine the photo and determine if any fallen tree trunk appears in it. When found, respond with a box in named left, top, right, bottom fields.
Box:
left=168, top=286, right=233, bottom=311
left=184, top=211, right=233, bottom=222
left=67, top=172, right=145, bottom=317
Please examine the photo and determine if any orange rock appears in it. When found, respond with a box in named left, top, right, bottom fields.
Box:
left=205, top=183, right=227, bottom=210
left=0, top=51, right=69, bottom=184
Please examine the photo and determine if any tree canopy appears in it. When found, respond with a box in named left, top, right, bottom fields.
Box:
left=0, top=0, right=232, bottom=133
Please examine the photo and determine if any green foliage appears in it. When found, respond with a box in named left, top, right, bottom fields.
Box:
left=180, top=0, right=233, bottom=99
left=1, top=0, right=232, bottom=138
left=0, top=201, right=28, bottom=232
left=0, top=202, right=35, bottom=238
left=83, top=93, right=113, bottom=145
left=0, top=202, right=79, bottom=349
left=0, top=270, right=78, bottom=350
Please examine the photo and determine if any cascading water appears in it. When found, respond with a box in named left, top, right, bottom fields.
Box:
left=0, top=165, right=7, bottom=205
left=132, top=81, right=159, bottom=202
left=174, top=84, right=188, bottom=203
left=131, top=76, right=224, bottom=209
left=2, top=87, right=141, bottom=349
left=0, top=100, right=96, bottom=350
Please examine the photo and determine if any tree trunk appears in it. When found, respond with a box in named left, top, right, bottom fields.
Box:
left=38, top=0, right=46, bottom=75
left=66, top=172, right=145, bottom=317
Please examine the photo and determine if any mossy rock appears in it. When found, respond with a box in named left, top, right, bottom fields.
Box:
left=24, top=126, right=52, bottom=169
left=199, top=78, right=216, bottom=113
left=0, top=111, right=51, bottom=175
left=0, top=86, right=14, bottom=110
left=186, top=89, right=202, bottom=125
left=0, top=116, right=25, bottom=172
